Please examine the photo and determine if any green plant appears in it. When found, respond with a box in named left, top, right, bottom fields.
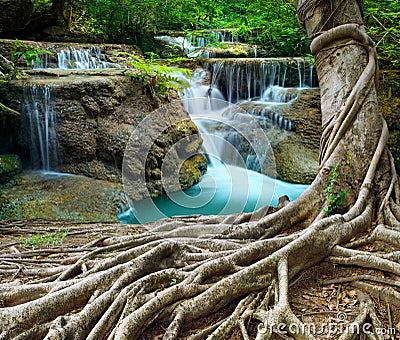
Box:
left=19, top=228, right=69, bottom=249
left=346, top=152, right=353, bottom=165
left=10, top=39, right=53, bottom=68
left=170, top=278, right=177, bottom=286
left=324, top=164, right=349, bottom=216
left=118, top=53, right=191, bottom=98
left=305, top=53, right=315, bottom=66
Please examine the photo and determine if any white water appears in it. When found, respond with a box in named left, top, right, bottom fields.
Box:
left=209, top=58, right=314, bottom=103
left=155, top=35, right=208, bottom=58
left=34, top=46, right=119, bottom=70
left=23, top=85, right=59, bottom=171
left=188, top=30, right=239, bottom=47
left=121, top=69, right=309, bottom=224
left=155, top=30, right=239, bottom=59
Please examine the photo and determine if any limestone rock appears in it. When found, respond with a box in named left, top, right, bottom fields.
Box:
left=0, top=172, right=122, bottom=221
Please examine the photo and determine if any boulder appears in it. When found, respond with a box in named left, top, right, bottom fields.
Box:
left=0, top=172, right=122, bottom=221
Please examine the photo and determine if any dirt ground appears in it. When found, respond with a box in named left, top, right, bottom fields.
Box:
left=1, top=219, right=399, bottom=339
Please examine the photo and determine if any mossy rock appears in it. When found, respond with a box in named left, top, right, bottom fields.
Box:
left=0, top=154, right=22, bottom=184
left=378, top=70, right=400, bottom=173
left=179, top=154, right=208, bottom=188
left=0, top=172, right=121, bottom=221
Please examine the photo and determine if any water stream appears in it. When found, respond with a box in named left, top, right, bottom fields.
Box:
left=22, top=85, right=59, bottom=171
left=121, top=63, right=311, bottom=224
left=34, top=46, right=119, bottom=69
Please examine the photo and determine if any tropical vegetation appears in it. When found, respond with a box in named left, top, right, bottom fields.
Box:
left=4, top=0, right=399, bottom=67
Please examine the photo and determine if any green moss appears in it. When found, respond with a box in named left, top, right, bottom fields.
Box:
left=0, top=154, right=22, bottom=184
left=19, top=228, right=69, bottom=249
left=180, top=154, right=207, bottom=188
left=0, top=172, right=120, bottom=222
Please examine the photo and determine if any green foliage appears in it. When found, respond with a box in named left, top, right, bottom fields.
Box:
left=31, top=0, right=52, bottom=12
left=10, top=39, right=53, bottom=68
left=225, top=0, right=309, bottom=57
left=170, top=278, right=177, bottom=286
left=118, top=53, right=191, bottom=98
left=346, top=152, right=353, bottom=165
left=365, top=0, right=400, bottom=68
left=19, top=228, right=69, bottom=249
left=324, top=164, right=349, bottom=216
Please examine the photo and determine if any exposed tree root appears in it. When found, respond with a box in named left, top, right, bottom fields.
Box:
left=1, top=163, right=398, bottom=338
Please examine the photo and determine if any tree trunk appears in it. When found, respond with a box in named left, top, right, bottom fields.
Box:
left=297, top=0, right=390, bottom=208
left=0, top=1, right=399, bottom=339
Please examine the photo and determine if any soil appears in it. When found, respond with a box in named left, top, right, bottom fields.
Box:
left=0, top=219, right=399, bottom=339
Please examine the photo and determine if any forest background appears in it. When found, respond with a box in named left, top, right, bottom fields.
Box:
left=1, top=0, right=399, bottom=69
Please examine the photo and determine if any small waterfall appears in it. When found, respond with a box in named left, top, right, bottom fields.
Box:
left=33, top=46, right=119, bottom=70
left=262, top=86, right=298, bottom=103
left=58, top=46, right=110, bottom=69
left=155, top=36, right=202, bottom=58
left=208, top=58, right=315, bottom=103
left=253, top=47, right=258, bottom=58
left=23, top=85, right=59, bottom=170
left=156, top=30, right=239, bottom=58
left=32, top=53, right=52, bottom=69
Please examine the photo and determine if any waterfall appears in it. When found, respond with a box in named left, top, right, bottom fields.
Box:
left=58, top=46, right=111, bottom=69
left=208, top=58, right=315, bottom=103
left=155, top=30, right=239, bottom=58
left=23, top=85, right=59, bottom=171
left=180, top=70, right=274, bottom=172
left=33, top=46, right=119, bottom=70
left=188, top=30, right=239, bottom=47
left=180, top=61, right=307, bottom=170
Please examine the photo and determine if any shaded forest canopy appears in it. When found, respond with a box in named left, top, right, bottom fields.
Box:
left=0, top=0, right=399, bottom=68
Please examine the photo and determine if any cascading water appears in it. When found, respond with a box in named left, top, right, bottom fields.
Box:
left=58, top=46, right=110, bottom=69
left=188, top=30, right=239, bottom=47
left=120, top=66, right=310, bottom=224
left=22, top=85, right=59, bottom=171
left=155, top=30, right=239, bottom=59
left=154, top=35, right=208, bottom=58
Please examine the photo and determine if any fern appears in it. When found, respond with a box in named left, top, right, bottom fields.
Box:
left=323, top=164, right=349, bottom=216
left=10, top=39, right=53, bottom=68
left=117, top=53, right=191, bottom=98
